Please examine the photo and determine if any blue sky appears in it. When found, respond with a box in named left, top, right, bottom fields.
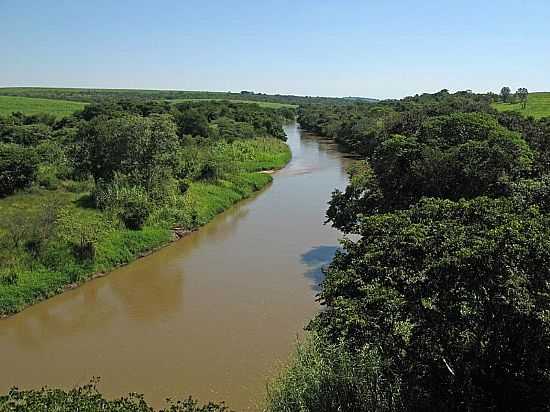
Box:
left=1, top=0, right=549, bottom=99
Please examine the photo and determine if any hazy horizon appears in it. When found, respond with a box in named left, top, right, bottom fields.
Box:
left=2, top=0, right=549, bottom=100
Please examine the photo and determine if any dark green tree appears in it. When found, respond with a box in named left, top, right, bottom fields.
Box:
left=0, top=144, right=39, bottom=196
left=75, top=114, right=179, bottom=189
left=500, top=86, right=511, bottom=103
left=517, top=87, right=529, bottom=109
left=315, top=197, right=550, bottom=411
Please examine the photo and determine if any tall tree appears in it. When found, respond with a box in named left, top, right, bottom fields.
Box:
left=500, top=86, right=511, bottom=103
left=517, top=87, right=529, bottom=109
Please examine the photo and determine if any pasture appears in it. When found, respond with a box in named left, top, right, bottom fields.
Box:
left=492, top=92, right=550, bottom=119
left=0, top=95, right=87, bottom=118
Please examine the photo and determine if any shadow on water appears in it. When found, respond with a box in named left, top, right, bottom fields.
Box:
left=300, top=245, right=341, bottom=292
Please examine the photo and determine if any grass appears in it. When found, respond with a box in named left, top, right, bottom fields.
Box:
left=265, top=333, right=401, bottom=412
left=0, top=139, right=291, bottom=316
left=492, top=92, right=550, bottom=119
left=0, top=95, right=87, bottom=118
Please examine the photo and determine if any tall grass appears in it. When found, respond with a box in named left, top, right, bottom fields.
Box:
left=182, top=173, right=272, bottom=226
left=265, top=333, right=401, bottom=412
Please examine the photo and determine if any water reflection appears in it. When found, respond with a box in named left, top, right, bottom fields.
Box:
left=301, top=245, right=341, bottom=291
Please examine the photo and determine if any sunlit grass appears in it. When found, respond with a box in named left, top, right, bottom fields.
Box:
left=0, top=95, right=87, bottom=118
left=492, top=92, right=550, bottom=119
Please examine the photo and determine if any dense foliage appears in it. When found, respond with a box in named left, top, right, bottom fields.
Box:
left=317, top=196, right=550, bottom=411
left=0, top=381, right=230, bottom=412
left=267, top=90, right=550, bottom=411
left=0, top=99, right=292, bottom=315
left=0, top=143, right=39, bottom=196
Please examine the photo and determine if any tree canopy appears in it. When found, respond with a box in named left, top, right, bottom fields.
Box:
left=289, top=89, right=550, bottom=411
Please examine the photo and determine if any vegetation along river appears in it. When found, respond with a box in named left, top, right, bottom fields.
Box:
left=0, top=123, right=352, bottom=410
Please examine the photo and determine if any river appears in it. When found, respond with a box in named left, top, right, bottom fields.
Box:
left=0, top=123, right=351, bottom=411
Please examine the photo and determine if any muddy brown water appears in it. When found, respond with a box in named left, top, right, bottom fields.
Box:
left=0, top=123, right=352, bottom=411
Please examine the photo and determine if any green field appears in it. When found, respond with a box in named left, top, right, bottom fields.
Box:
left=167, top=98, right=296, bottom=109
left=0, top=87, right=349, bottom=106
left=492, top=92, right=550, bottom=119
left=0, top=94, right=295, bottom=120
left=0, top=95, right=87, bottom=118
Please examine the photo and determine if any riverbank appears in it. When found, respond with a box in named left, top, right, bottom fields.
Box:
left=0, top=123, right=350, bottom=410
left=0, top=138, right=291, bottom=317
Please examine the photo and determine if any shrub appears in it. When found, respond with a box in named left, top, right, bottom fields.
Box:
left=61, top=178, right=95, bottom=193
left=56, top=209, right=103, bottom=262
left=36, top=164, right=60, bottom=190
left=0, top=123, right=52, bottom=145
left=119, top=195, right=150, bottom=230
left=95, top=178, right=151, bottom=230
left=0, top=380, right=231, bottom=412
left=0, top=143, right=39, bottom=196
left=266, top=333, right=401, bottom=412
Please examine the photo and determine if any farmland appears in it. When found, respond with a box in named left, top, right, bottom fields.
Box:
left=0, top=87, right=351, bottom=106
left=492, top=92, right=550, bottom=119
left=0, top=96, right=87, bottom=118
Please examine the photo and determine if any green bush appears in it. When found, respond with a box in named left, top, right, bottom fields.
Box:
left=0, top=381, right=230, bottom=412
left=0, top=123, right=51, bottom=146
left=95, top=178, right=151, bottom=230
left=36, top=164, right=60, bottom=190
left=0, top=143, right=39, bottom=196
left=56, top=208, right=105, bottom=262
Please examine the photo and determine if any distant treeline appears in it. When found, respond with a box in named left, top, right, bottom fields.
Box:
left=0, top=99, right=293, bottom=315
left=0, top=87, right=375, bottom=106
left=266, top=90, right=550, bottom=411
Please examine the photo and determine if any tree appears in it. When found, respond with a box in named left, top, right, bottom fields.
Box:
left=174, top=109, right=209, bottom=138
left=500, top=86, right=511, bottom=103
left=0, top=143, right=39, bottom=196
left=326, top=161, right=383, bottom=233
left=75, top=114, right=179, bottom=189
left=326, top=113, right=533, bottom=227
left=315, top=197, right=550, bottom=411
left=517, top=87, right=529, bottom=109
